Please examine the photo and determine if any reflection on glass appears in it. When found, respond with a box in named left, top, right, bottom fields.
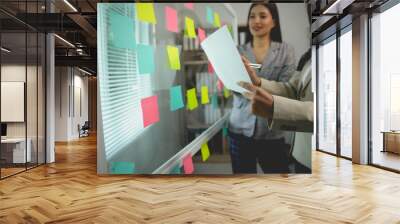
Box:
left=371, top=3, right=400, bottom=171
left=340, top=30, right=352, bottom=158
left=318, top=37, right=337, bottom=154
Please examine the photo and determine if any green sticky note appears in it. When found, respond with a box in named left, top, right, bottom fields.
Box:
left=136, top=3, right=157, bottom=24
left=137, top=44, right=154, bottom=74
left=201, top=86, right=209, bottom=104
left=185, top=17, right=196, bottom=38
left=211, top=93, right=218, bottom=109
left=187, top=88, right=198, bottom=110
left=227, top=24, right=234, bottom=38
left=166, top=45, right=181, bottom=70
left=109, top=161, right=135, bottom=174
left=170, top=85, right=184, bottom=111
left=109, top=12, right=136, bottom=49
left=223, top=127, right=228, bottom=137
left=206, top=7, right=214, bottom=25
left=170, top=165, right=181, bottom=174
left=201, top=143, right=210, bottom=162
left=214, top=13, right=221, bottom=28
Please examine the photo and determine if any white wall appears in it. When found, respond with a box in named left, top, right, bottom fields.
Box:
left=230, top=3, right=310, bottom=64
left=55, top=67, right=89, bottom=141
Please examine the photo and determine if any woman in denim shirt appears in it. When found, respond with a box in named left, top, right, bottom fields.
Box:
left=229, top=3, right=296, bottom=173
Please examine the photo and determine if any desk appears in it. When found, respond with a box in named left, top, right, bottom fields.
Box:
left=381, top=131, right=400, bottom=154
left=1, top=138, right=31, bottom=163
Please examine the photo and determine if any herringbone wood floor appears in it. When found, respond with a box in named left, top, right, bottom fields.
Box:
left=1, top=134, right=400, bottom=223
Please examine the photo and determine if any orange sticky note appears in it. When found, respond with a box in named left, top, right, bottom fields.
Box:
left=141, top=95, right=159, bottom=127
left=201, top=86, right=209, bottom=104
left=183, top=154, right=194, bottom=174
left=185, top=17, right=196, bottom=38
left=187, top=88, right=198, bottom=110
left=201, top=143, right=210, bottom=162
left=136, top=3, right=157, bottom=24
left=165, top=6, right=178, bottom=33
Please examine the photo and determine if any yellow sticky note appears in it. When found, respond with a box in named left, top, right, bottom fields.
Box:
left=185, top=17, right=196, bottom=38
left=201, top=86, right=209, bottom=104
left=166, top=45, right=181, bottom=70
left=187, top=88, right=198, bottom=110
left=201, top=143, right=210, bottom=162
left=136, top=3, right=157, bottom=24
left=214, top=13, right=221, bottom=27
left=223, top=87, right=230, bottom=98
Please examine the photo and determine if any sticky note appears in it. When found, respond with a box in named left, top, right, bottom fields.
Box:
left=165, top=6, right=178, bottom=33
left=183, top=154, right=194, bottom=174
left=201, top=86, right=209, bottom=104
left=170, top=165, right=181, bottom=174
left=137, top=44, right=154, bottom=74
left=208, top=62, right=214, bottom=74
left=109, top=12, right=136, bottom=49
left=185, top=17, right=196, bottom=38
left=223, top=87, right=231, bottom=98
left=227, top=24, right=234, bottom=38
left=214, top=13, right=221, bottom=27
left=211, top=93, right=218, bottom=109
left=136, top=3, right=157, bottom=24
left=184, top=3, right=194, bottom=10
left=201, top=143, right=210, bottom=162
left=223, top=127, right=228, bottom=137
left=141, top=95, right=160, bottom=127
left=217, top=79, right=224, bottom=92
left=206, top=7, right=214, bottom=25
left=109, top=161, right=135, bottom=174
left=166, top=45, right=181, bottom=70
left=186, top=88, right=198, bottom=110
left=170, top=85, right=184, bottom=111
left=198, top=28, right=206, bottom=43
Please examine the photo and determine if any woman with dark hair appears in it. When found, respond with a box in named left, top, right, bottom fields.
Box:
left=228, top=2, right=296, bottom=173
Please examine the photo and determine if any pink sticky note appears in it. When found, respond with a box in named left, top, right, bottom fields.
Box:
left=208, top=62, right=214, bottom=74
left=183, top=154, right=194, bottom=174
left=198, top=28, right=206, bottom=43
left=165, top=6, right=178, bottom=33
left=184, top=3, right=194, bottom=10
left=141, top=95, right=160, bottom=127
left=217, top=79, right=224, bottom=92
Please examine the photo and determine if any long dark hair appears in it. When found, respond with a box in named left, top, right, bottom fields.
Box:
left=245, top=3, right=282, bottom=45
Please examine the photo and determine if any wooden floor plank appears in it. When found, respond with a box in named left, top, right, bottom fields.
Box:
left=0, top=134, right=399, bottom=223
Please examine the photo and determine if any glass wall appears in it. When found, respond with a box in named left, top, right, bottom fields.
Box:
left=339, top=28, right=352, bottom=158
left=0, top=1, right=46, bottom=179
left=371, top=3, right=400, bottom=171
left=317, top=35, right=337, bottom=154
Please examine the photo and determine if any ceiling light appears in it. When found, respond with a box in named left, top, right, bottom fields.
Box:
left=1, top=47, right=11, bottom=53
left=63, top=0, right=78, bottom=12
left=54, top=34, right=75, bottom=48
left=78, top=67, right=92, bottom=76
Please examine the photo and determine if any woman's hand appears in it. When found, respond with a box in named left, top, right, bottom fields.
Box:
left=241, top=56, right=261, bottom=87
left=238, top=81, right=274, bottom=119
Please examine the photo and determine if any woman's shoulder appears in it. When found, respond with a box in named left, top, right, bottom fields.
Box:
left=238, top=42, right=251, bottom=54
left=272, top=41, right=295, bottom=64
left=273, top=41, right=295, bottom=55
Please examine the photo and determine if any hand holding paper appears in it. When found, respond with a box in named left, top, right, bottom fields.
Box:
left=200, top=26, right=252, bottom=93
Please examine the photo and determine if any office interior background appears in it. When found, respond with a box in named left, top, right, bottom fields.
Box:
left=0, top=0, right=400, bottom=222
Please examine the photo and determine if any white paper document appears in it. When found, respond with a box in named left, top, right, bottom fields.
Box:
left=200, top=26, right=251, bottom=93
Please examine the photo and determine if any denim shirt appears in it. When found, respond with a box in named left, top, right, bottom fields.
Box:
left=229, top=41, right=296, bottom=140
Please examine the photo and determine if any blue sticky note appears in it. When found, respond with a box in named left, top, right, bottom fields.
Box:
left=137, top=44, right=155, bottom=74
left=109, top=12, right=136, bottom=49
left=170, top=85, right=184, bottom=111
left=211, top=93, right=218, bottom=109
left=109, top=161, right=135, bottom=174
left=206, top=7, right=214, bottom=25
left=170, top=165, right=181, bottom=174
